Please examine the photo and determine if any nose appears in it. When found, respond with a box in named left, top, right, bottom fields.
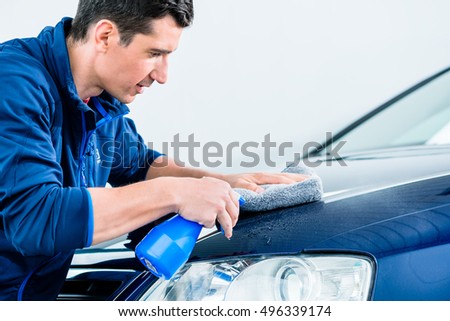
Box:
left=150, top=55, right=169, bottom=84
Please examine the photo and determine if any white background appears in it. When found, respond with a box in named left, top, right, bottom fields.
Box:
left=1, top=301, right=449, bottom=320
left=2, top=0, right=450, bottom=172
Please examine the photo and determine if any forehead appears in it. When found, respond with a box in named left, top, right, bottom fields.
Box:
left=129, top=15, right=183, bottom=52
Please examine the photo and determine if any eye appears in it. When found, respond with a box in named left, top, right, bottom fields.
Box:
left=148, top=52, right=162, bottom=58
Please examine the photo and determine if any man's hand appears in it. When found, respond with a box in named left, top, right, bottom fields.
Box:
left=221, top=172, right=309, bottom=193
left=171, top=176, right=240, bottom=239
left=144, top=157, right=309, bottom=239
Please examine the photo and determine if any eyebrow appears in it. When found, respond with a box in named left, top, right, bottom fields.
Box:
left=148, top=48, right=174, bottom=55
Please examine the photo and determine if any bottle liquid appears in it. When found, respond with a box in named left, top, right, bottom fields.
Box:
left=135, top=196, right=245, bottom=279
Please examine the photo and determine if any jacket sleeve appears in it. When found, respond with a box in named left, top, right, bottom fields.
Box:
left=0, top=64, right=92, bottom=257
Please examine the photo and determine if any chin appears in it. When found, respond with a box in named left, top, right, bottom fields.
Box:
left=116, top=95, right=136, bottom=105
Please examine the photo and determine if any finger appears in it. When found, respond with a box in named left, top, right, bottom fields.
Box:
left=227, top=191, right=240, bottom=227
left=215, top=191, right=246, bottom=233
left=279, top=173, right=310, bottom=183
left=254, top=173, right=309, bottom=185
left=238, top=181, right=265, bottom=193
left=232, top=190, right=241, bottom=205
left=251, top=184, right=265, bottom=194
left=199, top=213, right=216, bottom=229
left=216, top=209, right=233, bottom=239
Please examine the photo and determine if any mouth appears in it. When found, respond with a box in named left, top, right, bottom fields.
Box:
left=136, top=84, right=146, bottom=94
left=136, top=81, right=152, bottom=94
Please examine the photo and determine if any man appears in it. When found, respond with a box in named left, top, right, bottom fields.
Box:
left=0, top=0, right=305, bottom=300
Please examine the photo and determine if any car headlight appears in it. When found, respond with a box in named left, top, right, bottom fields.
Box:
left=139, top=254, right=374, bottom=301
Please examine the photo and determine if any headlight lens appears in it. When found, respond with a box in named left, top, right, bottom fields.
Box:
left=139, top=254, right=374, bottom=301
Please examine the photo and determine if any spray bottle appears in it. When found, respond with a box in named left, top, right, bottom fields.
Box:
left=135, top=196, right=245, bottom=279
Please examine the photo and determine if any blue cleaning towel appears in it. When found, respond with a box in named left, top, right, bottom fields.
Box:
left=234, top=165, right=323, bottom=212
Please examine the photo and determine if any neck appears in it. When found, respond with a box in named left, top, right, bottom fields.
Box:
left=66, top=37, right=104, bottom=100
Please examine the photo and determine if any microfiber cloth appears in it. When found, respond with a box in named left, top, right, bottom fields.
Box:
left=234, top=164, right=323, bottom=212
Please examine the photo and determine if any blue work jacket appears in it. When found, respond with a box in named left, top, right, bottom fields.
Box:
left=0, top=18, right=161, bottom=300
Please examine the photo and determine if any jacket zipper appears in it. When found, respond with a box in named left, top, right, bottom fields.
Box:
left=78, top=98, right=128, bottom=187
left=78, top=111, right=92, bottom=188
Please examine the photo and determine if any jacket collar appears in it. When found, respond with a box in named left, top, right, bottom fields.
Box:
left=38, top=17, right=129, bottom=124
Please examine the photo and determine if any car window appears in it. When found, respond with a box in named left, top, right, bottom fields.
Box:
left=330, top=69, right=450, bottom=154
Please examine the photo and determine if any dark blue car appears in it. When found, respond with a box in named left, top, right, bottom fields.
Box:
left=62, top=66, right=450, bottom=301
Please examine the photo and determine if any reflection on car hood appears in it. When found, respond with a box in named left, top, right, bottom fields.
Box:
left=192, top=145, right=450, bottom=260
left=308, top=145, right=450, bottom=194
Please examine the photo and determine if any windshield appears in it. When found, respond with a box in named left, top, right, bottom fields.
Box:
left=328, top=69, right=450, bottom=155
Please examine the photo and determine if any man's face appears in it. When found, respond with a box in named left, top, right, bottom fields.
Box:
left=95, top=15, right=183, bottom=104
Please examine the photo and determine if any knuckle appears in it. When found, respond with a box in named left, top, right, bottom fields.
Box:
left=204, top=220, right=215, bottom=228
left=214, top=202, right=226, bottom=213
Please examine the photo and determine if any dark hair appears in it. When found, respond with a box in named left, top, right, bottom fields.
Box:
left=69, top=0, right=194, bottom=46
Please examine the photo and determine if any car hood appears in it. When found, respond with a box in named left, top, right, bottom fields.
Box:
left=72, top=145, right=450, bottom=269
left=192, top=145, right=450, bottom=260
left=309, top=145, right=450, bottom=194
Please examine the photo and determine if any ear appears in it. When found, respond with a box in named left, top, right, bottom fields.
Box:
left=93, top=19, right=118, bottom=52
